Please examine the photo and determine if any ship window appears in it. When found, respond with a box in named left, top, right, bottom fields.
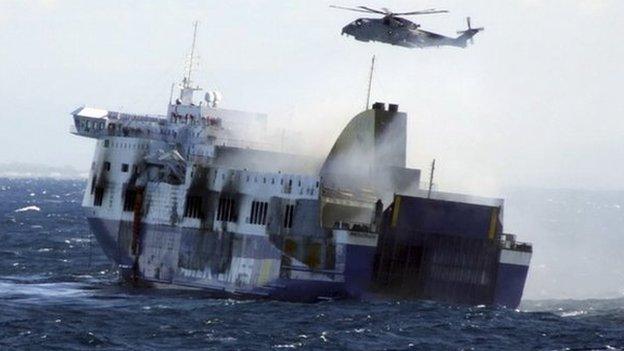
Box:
left=184, top=195, right=203, bottom=219
left=104, top=162, right=111, bottom=171
left=93, top=187, right=104, bottom=207
left=284, top=179, right=292, bottom=194
left=103, top=140, right=109, bottom=148
left=123, top=188, right=137, bottom=212
left=216, top=197, right=237, bottom=222
left=263, top=178, right=266, bottom=184
left=283, top=204, right=295, bottom=229
left=90, top=175, right=97, bottom=194
left=315, top=181, right=319, bottom=188
left=249, top=201, right=268, bottom=225
left=121, top=163, right=129, bottom=173
left=271, top=178, right=275, bottom=185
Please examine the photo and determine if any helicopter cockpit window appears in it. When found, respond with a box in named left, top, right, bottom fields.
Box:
left=355, top=19, right=363, bottom=26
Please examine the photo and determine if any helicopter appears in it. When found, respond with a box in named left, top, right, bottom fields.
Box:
left=331, top=5, right=483, bottom=49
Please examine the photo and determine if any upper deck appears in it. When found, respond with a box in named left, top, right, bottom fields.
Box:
left=70, top=103, right=275, bottom=152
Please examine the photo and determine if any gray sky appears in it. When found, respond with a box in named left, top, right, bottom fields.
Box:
left=1, top=0, right=622, bottom=195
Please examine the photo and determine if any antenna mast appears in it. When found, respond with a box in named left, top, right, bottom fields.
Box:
left=365, top=55, right=375, bottom=110
left=184, top=21, right=199, bottom=88
left=427, top=159, right=436, bottom=198
left=178, top=21, right=202, bottom=105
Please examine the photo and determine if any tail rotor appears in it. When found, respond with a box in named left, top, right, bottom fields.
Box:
left=456, top=17, right=483, bottom=45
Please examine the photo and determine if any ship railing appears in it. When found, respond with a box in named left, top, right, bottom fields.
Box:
left=213, top=137, right=278, bottom=151
left=333, top=221, right=373, bottom=233
left=70, top=124, right=108, bottom=138
left=499, top=233, right=532, bottom=253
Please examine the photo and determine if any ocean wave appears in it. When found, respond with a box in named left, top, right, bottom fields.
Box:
left=14, top=205, right=41, bottom=213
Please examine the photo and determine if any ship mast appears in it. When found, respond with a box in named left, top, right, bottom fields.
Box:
left=179, top=21, right=201, bottom=105
left=365, top=55, right=375, bottom=110
left=184, top=21, right=199, bottom=88
left=427, top=159, right=436, bottom=198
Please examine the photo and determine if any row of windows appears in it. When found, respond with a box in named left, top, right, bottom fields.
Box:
left=184, top=195, right=204, bottom=218
left=103, top=139, right=149, bottom=150
left=182, top=195, right=294, bottom=229
left=102, top=161, right=136, bottom=174
left=101, top=187, right=295, bottom=229
left=213, top=171, right=319, bottom=195
left=79, top=119, right=105, bottom=130
left=103, top=160, right=317, bottom=194
left=249, top=201, right=268, bottom=225
left=190, top=166, right=319, bottom=196
left=216, top=197, right=237, bottom=222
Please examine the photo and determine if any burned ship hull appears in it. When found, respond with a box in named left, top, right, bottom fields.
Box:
left=87, top=216, right=378, bottom=301
left=72, top=69, right=531, bottom=308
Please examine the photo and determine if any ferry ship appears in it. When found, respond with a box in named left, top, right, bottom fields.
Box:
left=70, top=27, right=531, bottom=308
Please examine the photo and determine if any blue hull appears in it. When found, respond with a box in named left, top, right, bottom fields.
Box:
left=493, top=262, right=530, bottom=308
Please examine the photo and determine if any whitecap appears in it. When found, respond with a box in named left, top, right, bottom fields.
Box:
left=561, top=310, right=586, bottom=317
left=14, top=206, right=41, bottom=213
left=0, top=280, right=89, bottom=301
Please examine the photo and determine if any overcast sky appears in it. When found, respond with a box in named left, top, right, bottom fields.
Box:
left=0, top=0, right=622, bottom=195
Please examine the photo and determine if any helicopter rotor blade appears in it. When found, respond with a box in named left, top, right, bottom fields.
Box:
left=329, top=5, right=382, bottom=14
left=394, top=9, right=449, bottom=16
left=357, top=6, right=389, bottom=14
